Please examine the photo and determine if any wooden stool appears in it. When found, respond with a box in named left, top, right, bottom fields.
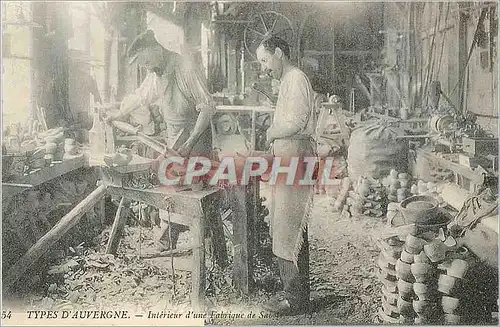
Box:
left=100, top=155, right=227, bottom=309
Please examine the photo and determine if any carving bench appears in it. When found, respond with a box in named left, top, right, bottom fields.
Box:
left=100, top=155, right=227, bottom=309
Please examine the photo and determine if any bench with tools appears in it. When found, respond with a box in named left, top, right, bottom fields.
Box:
left=99, top=119, right=228, bottom=310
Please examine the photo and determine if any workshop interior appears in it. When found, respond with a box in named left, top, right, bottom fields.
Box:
left=1, top=1, right=498, bottom=325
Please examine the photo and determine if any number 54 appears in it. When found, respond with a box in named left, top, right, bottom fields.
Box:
left=2, top=311, right=12, bottom=319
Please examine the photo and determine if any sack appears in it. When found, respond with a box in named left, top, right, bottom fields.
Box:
left=347, top=121, right=408, bottom=181
left=463, top=219, right=498, bottom=269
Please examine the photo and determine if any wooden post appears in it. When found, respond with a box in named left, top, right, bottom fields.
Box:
left=206, top=196, right=228, bottom=268
left=105, top=197, right=130, bottom=255
left=4, top=185, right=107, bottom=290
left=95, top=196, right=106, bottom=228
left=191, top=213, right=205, bottom=310
left=458, top=3, right=468, bottom=113
left=230, top=185, right=252, bottom=294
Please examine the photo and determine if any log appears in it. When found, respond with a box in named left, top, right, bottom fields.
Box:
left=4, top=184, right=107, bottom=290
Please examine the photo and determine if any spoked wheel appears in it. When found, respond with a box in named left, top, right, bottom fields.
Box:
left=244, top=10, right=294, bottom=60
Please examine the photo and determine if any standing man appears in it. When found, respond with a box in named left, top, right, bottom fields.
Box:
left=256, top=36, right=316, bottom=314
left=107, top=30, right=216, bottom=251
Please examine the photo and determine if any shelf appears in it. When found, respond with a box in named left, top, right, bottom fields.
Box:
left=3, top=155, right=87, bottom=201
left=15, top=155, right=87, bottom=187
left=416, top=149, right=484, bottom=186
left=216, top=105, right=275, bottom=113
left=304, top=50, right=334, bottom=56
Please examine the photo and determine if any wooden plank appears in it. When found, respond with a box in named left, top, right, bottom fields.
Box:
left=140, top=247, right=192, bottom=259
left=4, top=184, right=107, bottom=290
left=216, top=105, right=275, bottom=113
left=105, top=154, right=153, bottom=174
left=15, top=156, right=86, bottom=187
left=105, top=197, right=130, bottom=255
left=106, top=185, right=220, bottom=217
left=2, top=183, right=34, bottom=201
left=417, top=149, right=484, bottom=185
left=230, top=185, right=251, bottom=294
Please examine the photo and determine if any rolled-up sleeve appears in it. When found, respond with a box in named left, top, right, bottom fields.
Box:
left=274, top=71, right=312, bottom=136
left=176, top=58, right=215, bottom=114
left=135, top=72, right=160, bottom=106
left=119, top=72, right=160, bottom=116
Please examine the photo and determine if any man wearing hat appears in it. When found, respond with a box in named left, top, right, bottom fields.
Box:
left=107, top=30, right=216, bottom=251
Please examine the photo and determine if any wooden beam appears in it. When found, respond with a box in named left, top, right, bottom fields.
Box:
left=4, top=184, right=107, bottom=290
left=190, top=205, right=205, bottom=310
left=140, top=247, right=192, bottom=259
left=105, top=197, right=130, bottom=255
left=458, top=4, right=469, bottom=113
left=230, top=185, right=252, bottom=294
left=205, top=196, right=228, bottom=268
left=105, top=185, right=220, bottom=218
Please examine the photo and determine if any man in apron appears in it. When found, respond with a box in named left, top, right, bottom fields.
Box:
left=256, top=36, right=316, bottom=314
left=107, top=30, right=215, bottom=251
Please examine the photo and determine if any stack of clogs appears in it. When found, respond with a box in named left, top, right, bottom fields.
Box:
left=376, top=236, right=403, bottom=323
left=383, top=169, right=412, bottom=203
left=439, top=255, right=472, bottom=324
left=345, top=176, right=386, bottom=218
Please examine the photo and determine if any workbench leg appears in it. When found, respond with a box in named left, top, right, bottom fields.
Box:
left=208, top=196, right=228, bottom=268
left=105, top=197, right=130, bottom=255
left=191, top=215, right=205, bottom=310
left=230, top=185, right=252, bottom=295
left=95, top=197, right=106, bottom=229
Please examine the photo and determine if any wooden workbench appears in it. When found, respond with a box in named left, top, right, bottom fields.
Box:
left=100, top=155, right=233, bottom=309
left=413, top=148, right=485, bottom=193
left=2, top=155, right=87, bottom=202
left=3, top=153, right=256, bottom=306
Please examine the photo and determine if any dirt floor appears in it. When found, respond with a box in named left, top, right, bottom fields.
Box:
left=4, top=189, right=390, bottom=325
left=206, top=190, right=388, bottom=325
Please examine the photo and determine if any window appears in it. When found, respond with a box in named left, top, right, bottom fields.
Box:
left=2, top=2, right=34, bottom=127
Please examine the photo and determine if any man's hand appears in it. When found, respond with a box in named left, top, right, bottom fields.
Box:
left=104, top=111, right=123, bottom=124
left=265, top=127, right=277, bottom=149
left=177, top=139, right=195, bottom=157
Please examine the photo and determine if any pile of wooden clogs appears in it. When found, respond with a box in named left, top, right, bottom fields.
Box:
left=382, top=169, right=412, bottom=203
left=376, top=236, right=404, bottom=323
left=351, top=176, right=386, bottom=218
left=333, top=176, right=387, bottom=218
left=377, top=224, right=487, bottom=324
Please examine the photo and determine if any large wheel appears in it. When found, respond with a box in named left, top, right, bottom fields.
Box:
left=244, top=10, right=294, bottom=60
